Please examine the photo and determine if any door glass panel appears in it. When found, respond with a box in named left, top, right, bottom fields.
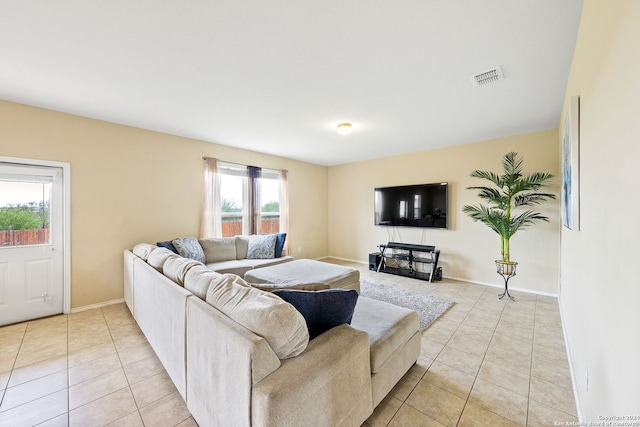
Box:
left=0, top=181, right=51, bottom=247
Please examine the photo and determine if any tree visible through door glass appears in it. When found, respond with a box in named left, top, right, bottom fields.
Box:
left=0, top=181, right=51, bottom=246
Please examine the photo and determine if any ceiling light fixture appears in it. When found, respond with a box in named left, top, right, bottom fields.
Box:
left=337, top=123, right=352, bottom=135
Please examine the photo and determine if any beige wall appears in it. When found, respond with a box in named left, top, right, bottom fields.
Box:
left=0, top=100, right=328, bottom=308
left=559, top=1, right=640, bottom=420
left=328, top=129, right=560, bottom=294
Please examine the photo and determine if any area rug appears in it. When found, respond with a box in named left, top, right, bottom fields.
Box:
left=360, top=280, right=454, bottom=330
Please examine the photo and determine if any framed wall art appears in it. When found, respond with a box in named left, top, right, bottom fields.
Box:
left=562, top=95, right=580, bottom=230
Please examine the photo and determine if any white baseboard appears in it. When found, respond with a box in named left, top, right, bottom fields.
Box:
left=558, top=297, right=583, bottom=422
left=71, top=298, right=125, bottom=313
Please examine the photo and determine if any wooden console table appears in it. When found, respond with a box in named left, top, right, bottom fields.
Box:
left=376, top=242, right=441, bottom=282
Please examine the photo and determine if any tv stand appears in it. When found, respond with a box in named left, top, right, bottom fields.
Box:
left=376, top=242, right=441, bottom=282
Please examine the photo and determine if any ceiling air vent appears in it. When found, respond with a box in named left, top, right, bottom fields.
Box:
left=471, top=66, right=504, bottom=87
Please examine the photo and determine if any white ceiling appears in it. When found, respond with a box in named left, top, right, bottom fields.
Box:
left=0, top=1, right=583, bottom=166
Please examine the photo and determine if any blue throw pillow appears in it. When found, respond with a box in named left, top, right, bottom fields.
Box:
left=272, top=289, right=358, bottom=339
left=274, top=233, right=286, bottom=258
left=157, top=240, right=179, bottom=254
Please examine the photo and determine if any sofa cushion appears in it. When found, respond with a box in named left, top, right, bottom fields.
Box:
left=132, top=243, right=157, bottom=261
left=244, top=259, right=360, bottom=290
left=272, top=289, right=359, bottom=339
left=147, top=248, right=180, bottom=272
left=251, top=282, right=331, bottom=292
left=172, top=237, right=206, bottom=263
left=184, top=265, right=223, bottom=299
left=156, top=240, right=179, bottom=254
left=350, top=296, right=420, bottom=373
left=206, top=260, right=254, bottom=277
left=163, top=256, right=205, bottom=286
left=241, top=256, right=294, bottom=269
left=235, top=235, right=251, bottom=260
left=205, top=274, right=309, bottom=359
left=199, top=237, right=237, bottom=263
left=246, top=234, right=276, bottom=259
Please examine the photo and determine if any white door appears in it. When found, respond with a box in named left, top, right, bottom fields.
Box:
left=0, top=163, right=64, bottom=326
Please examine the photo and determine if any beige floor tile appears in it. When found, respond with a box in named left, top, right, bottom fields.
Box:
left=69, top=387, right=137, bottom=427
left=532, top=343, right=569, bottom=366
left=69, top=368, right=129, bottom=409
left=123, top=354, right=165, bottom=385
left=529, top=377, right=577, bottom=417
left=68, top=342, right=117, bottom=368
left=0, top=389, right=67, bottom=427
left=35, top=413, right=69, bottom=426
left=388, top=404, right=446, bottom=427
left=67, top=329, right=113, bottom=353
left=421, top=337, right=445, bottom=360
left=14, top=341, right=68, bottom=369
left=105, top=410, right=144, bottom=427
left=0, top=370, right=11, bottom=389
left=366, top=395, right=403, bottom=427
left=527, top=398, right=578, bottom=427
left=8, top=356, right=67, bottom=387
left=446, top=332, right=490, bottom=358
left=477, top=360, right=530, bottom=397
left=458, top=402, right=521, bottom=427
left=389, top=371, right=422, bottom=401
left=484, top=344, right=531, bottom=373
left=139, top=391, right=192, bottom=427
left=174, top=417, right=199, bottom=427
left=1, top=370, right=67, bottom=411
left=469, top=378, right=528, bottom=426
left=118, top=342, right=156, bottom=366
left=435, top=346, right=483, bottom=376
left=130, top=370, right=177, bottom=408
left=454, top=323, right=495, bottom=344
left=68, top=353, right=122, bottom=386
left=532, top=331, right=565, bottom=349
left=406, top=380, right=466, bottom=427
left=530, top=357, right=572, bottom=389
left=423, top=361, right=475, bottom=399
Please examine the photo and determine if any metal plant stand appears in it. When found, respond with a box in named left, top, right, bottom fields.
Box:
left=495, top=261, right=518, bottom=302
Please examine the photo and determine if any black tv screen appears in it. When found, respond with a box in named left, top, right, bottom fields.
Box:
left=374, top=183, right=448, bottom=228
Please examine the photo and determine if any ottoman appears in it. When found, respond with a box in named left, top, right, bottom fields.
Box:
left=244, top=259, right=361, bottom=293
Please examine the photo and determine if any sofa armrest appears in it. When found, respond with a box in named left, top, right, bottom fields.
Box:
left=186, top=297, right=281, bottom=427
left=252, top=324, right=373, bottom=427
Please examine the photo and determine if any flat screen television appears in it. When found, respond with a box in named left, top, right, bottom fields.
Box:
left=374, top=182, right=448, bottom=228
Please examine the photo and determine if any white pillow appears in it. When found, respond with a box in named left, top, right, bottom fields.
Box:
left=246, top=234, right=276, bottom=259
left=172, top=237, right=206, bottom=263
left=147, top=248, right=179, bottom=272
left=163, top=256, right=204, bottom=286
left=132, top=243, right=157, bottom=261
left=205, top=274, right=309, bottom=359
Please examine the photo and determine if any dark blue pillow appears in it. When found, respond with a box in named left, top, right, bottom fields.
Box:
left=157, top=240, right=179, bottom=254
left=262, top=233, right=287, bottom=257
left=272, top=289, right=358, bottom=339
left=274, top=233, right=286, bottom=258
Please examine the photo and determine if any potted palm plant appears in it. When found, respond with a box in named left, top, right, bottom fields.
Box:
left=463, top=152, right=555, bottom=296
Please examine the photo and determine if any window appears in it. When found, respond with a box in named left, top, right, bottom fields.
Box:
left=208, top=160, right=287, bottom=238
left=0, top=169, right=53, bottom=247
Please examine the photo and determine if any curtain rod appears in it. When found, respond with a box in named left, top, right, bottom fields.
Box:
left=201, top=157, right=288, bottom=173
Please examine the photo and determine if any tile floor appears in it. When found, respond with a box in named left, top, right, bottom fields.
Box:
left=0, top=258, right=578, bottom=426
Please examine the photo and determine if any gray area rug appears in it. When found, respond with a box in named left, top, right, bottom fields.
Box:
left=360, top=280, right=454, bottom=330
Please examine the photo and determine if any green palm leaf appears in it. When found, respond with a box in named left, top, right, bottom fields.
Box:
left=463, top=152, right=555, bottom=262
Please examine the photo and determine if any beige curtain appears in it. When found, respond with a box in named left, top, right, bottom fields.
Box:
left=279, top=170, right=289, bottom=255
left=200, top=157, right=222, bottom=238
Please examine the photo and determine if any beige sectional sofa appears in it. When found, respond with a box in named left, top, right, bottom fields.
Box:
left=124, top=243, right=421, bottom=427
